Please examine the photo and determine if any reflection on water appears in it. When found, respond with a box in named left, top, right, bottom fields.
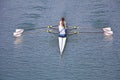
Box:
left=103, top=35, right=113, bottom=41
left=14, top=37, right=23, bottom=45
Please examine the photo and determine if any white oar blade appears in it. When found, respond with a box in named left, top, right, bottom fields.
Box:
left=13, top=29, right=24, bottom=37
left=104, top=31, right=113, bottom=36
left=103, top=27, right=111, bottom=32
left=103, top=27, right=113, bottom=36
left=13, top=32, right=22, bottom=37
left=16, top=29, right=24, bottom=34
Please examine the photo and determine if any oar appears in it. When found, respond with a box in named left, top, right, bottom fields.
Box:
left=16, top=25, right=58, bottom=31
left=47, top=25, right=58, bottom=29
left=67, top=31, right=79, bottom=35
left=47, top=30, right=58, bottom=34
left=48, top=26, right=53, bottom=28
left=13, top=26, right=48, bottom=37
left=14, top=27, right=45, bottom=33
left=74, top=26, right=111, bottom=30
left=67, top=26, right=79, bottom=29
left=69, top=27, right=113, bottom=34
left=78, top=27, right=113, bottom=35
left=102, top=27, right=113, bottom=36
left=13, top=29, right=24, bottom=37
left=103, top=27, right=111, bottom=32
left=47, top=30, right=52, bottom=33
left=73, top=31, right=102, bottom=34
left=23, top=26, right=48, bottom=30
left=72, top=31, right=102, bottom=34
left=48, top=26, right=79, bottom=30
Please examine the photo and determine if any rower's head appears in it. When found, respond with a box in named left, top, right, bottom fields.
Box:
left=61, top=17, right=65, bottom=21
left=60, top=18, right=65, bottom=27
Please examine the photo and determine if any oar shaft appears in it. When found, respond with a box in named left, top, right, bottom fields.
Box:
left=79, top=32, right=103, bottom=33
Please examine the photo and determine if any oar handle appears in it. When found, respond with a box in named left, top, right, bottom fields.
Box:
left=47, top=30, right=52, bottom=33
left=48, top=26, right=53, bottom=28
left=73, top=26, right=79, bottom=29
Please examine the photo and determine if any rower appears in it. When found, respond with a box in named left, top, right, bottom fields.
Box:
left=59, top=18, right=67, bottom=37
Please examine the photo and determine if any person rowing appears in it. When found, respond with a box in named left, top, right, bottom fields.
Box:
left=58, top=18, right=67, bottom=54
left=59, top=18, right=67, bottom=37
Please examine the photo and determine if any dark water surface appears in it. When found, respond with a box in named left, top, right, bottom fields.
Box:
left=0, top=0, right=120, bottom=80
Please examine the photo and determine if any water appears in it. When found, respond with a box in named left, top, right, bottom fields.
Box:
left=0, top=0, right=120, bottom=80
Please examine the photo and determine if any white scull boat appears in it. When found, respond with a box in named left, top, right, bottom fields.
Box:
left=13, top=18, right=114, bottom=55
left=58, top=36, right=67, bottom=55
left=58, top=18, right=67, bottom=55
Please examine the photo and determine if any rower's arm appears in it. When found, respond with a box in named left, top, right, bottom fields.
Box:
left=64, top=21, right=67, bottom=28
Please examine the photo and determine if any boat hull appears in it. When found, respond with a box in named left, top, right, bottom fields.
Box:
left=58, top=37, right=67, bottom=55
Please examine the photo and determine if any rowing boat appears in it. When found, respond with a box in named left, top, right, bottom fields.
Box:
left=13, top=18, right=114, bottom=55
left=58, top=36, right=67, bottom=55
left=58, top=18, right=67, bottom=55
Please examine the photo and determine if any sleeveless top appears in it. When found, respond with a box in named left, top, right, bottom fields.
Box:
left=59, top=21, right=66, bottom=35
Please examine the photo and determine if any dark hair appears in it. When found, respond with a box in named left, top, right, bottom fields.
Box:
left=61, top=18, right=65, bottom=21
left=61, top=18, right=65, bottom=27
